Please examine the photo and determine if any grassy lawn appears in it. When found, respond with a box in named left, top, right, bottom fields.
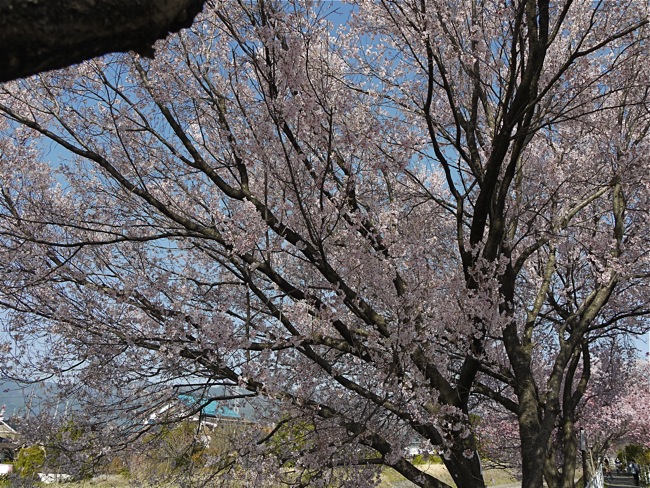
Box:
left=49, top=476, right=133, bottom=487
left=379, top=462, right=519, bottom=487
left=2, top=464, right=518, bottom=487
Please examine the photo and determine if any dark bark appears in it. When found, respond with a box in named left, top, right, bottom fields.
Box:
left=0, top=0, right=207, bottom=82
left=443, top=450, right=486, bottom=488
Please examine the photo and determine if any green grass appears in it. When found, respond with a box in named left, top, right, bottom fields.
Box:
left=379, top=462, right=519, bottom=487
left=0, top=463, right=519, bottom=488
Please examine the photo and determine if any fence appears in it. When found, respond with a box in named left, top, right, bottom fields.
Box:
left=641, top=465, right=650, bottom=486
left=586, top=463, right=604, bottom=488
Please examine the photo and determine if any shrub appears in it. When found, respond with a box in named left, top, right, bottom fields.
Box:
left=412, top=454, right=442, bottom=465
left=14, top=446, right=45, bottom=479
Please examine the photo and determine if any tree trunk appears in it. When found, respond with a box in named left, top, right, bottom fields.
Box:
left=519, top=414, right=547, bottom=488
left=443, top=450, right=486, bottom=488
left=510, top=358, right=550, bottom=488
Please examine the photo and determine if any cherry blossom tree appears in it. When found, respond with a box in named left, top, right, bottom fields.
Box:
left=0, top=1, right=649, bottom=487
left=476, top=343, right=650, bottom=481
left=581, top=350, right=650, bottom=458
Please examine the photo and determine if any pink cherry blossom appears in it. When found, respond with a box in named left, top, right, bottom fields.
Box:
left=0, top=2, right=649, bottom=487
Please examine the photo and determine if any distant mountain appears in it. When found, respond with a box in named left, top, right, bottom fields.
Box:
left=1, top=379, right=264, bottom=423
left=0, top=379, right=54, bottom=418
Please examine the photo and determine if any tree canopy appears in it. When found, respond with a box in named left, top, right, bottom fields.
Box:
left=0, top=1, right=649, bottom=487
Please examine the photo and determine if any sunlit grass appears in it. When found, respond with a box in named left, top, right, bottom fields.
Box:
left=379, top=461, right=519, bottom=487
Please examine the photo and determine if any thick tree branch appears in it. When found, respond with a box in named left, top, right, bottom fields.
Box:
left=0, top=0, right=207, bottom=82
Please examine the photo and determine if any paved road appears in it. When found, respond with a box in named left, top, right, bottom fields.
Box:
left=605, top=472, right=640, bottom=487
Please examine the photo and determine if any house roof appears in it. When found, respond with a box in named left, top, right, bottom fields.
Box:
left=178, top=394, right=241, bottom=420
left=0, top=421, right=18, bottom=438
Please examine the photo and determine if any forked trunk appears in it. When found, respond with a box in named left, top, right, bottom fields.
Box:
left=443, top=449, right=486, bottom=488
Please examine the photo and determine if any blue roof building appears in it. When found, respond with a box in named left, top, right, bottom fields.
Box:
left=177, top=394, right=242, bottom=421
